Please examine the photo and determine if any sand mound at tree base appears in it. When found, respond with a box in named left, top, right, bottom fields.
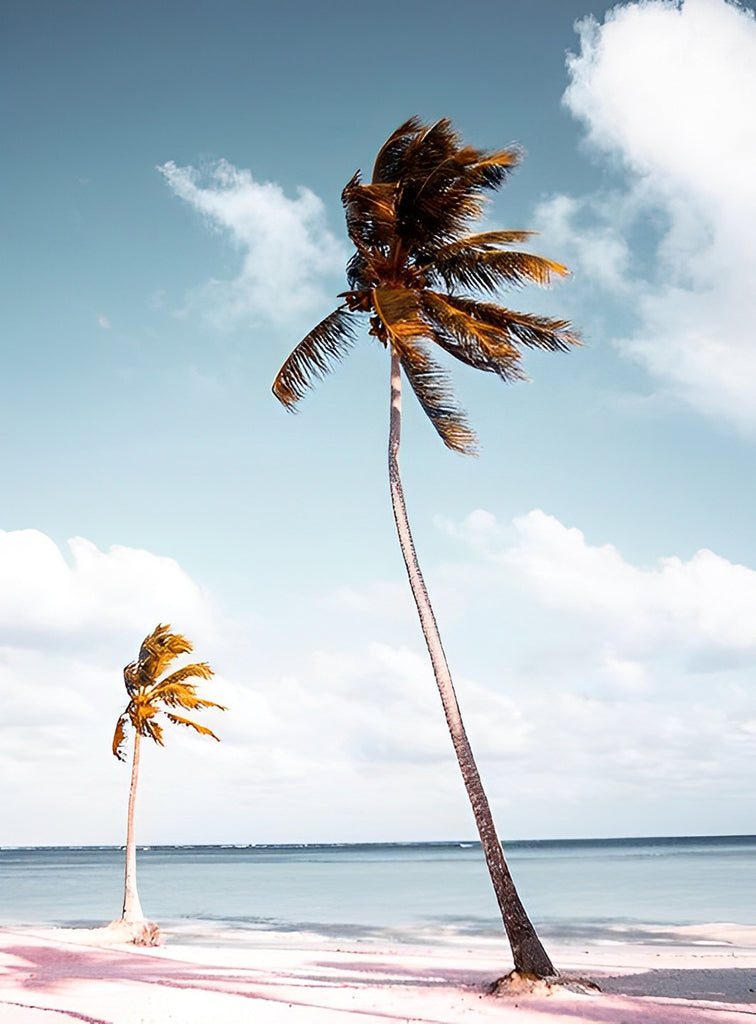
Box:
left=104, top=919, right=162, bottom=946
left=490, top=969, right=601, bottom=997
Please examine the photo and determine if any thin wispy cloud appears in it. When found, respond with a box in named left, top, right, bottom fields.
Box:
left=158, top=159, right=346, bottom=329
left=538, top=0, right=756, bottom=431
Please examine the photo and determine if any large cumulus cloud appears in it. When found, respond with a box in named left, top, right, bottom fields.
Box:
left=539, top=0, right=756, bottom=430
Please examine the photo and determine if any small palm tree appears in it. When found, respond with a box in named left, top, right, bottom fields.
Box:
left=112, top=623, right=225, bottom=938
left=273, top=117, right=578, bottom=978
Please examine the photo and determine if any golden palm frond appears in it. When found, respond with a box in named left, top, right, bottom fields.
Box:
left=153, top=663, right=214, bottom=688
left=395, top=337, right=478, bottom=454
left=384, top=123, right=521, bottom=250
left=112, top=713, right=129, bottom=762
left=389, top=118, right=461, bottom=186
left=371, top=116, right=427, bottom=183
left=342, top=175, right=397, bottom=249
left=113, top=624, right=224, bottom=758
left=151, top=681, right=225, bottom=713
left=142, top=717, right=164, bottom=746
left=273, top=306, right=358, bottom=407
left=419, top=230, right=537, bottom=263
left=372, top=286, right=430, bottom=344
left=439, top=295, right=580, bottom=353
left=138, top=623, right=193, bottom=682
left=429, top=249, right=568, bottom=293
left=462, top=149, right=521, bottom=190
left=164, top=713, right=221, bottom=741
left=422, top=292, right=526, bottom=381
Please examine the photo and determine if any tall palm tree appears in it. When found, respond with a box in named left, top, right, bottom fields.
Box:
left=272, top=117, right=578, bottom=978
left=112, top=623, right=225, bottom=937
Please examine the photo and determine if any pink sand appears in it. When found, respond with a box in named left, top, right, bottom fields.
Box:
left=1, top=924, right=755, bottom=1023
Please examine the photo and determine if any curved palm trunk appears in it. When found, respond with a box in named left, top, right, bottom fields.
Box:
left=388, top=351, right=555, bottom=978
left=121, top=731, right=145, bottom=923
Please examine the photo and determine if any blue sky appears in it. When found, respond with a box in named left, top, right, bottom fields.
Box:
left=2, top=0, right=755, bottom=847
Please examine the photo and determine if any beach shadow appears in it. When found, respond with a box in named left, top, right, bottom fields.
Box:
left=1, top=940, right=491, bottom=1024
left=1, top=946, right=492, bottom=1024
left=309, top=958, right=499, bottom=990
left=599, top=967, right=756, bottom=1004
left=5, top=939, right=754, bottom=1024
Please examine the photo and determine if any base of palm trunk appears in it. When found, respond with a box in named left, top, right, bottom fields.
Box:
left=490, top=970, right=601, bottom=996
left=106, top=918, right=162, bottom=946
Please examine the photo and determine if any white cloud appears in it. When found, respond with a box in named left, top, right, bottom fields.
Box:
left=0, top=527, right=532, bottom=845
left=97, top=315, right=111, bottom=330
left=0, top=528, right=232, bottom=845
left=434, top=507, right=756, bottom=830
left=539, top=0, right=756, bottom=430
left=158, top=159, right=346, bottom=328
left=4, top=515, right=755, bottom=845
left=535, top=193, right=634, bottom=294
left=451, top=507, right=756, bottom=661
left=0, top=529, right=216, bottom=649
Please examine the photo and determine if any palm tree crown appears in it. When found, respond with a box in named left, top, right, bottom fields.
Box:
left=273, top=115, right=578, bottom=447
left=112, top=623, right=225, bottom=760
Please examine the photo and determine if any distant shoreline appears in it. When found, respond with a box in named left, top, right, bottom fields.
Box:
left=3, top=833, right=755, bottom=851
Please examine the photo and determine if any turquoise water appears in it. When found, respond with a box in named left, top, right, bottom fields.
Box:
left=1, top=836, right=754, bottom=943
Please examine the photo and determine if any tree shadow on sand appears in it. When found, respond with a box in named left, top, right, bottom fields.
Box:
left=599, top=967, right=756, bottom=1004
left=2, top=940, right=753, bottom=1024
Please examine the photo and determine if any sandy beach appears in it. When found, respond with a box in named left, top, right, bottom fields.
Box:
left=1, top=924, right=755, bottom=1023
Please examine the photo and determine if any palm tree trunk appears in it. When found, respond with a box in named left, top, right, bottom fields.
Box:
left=387, top=350, right=555, bottom=978
left=121, top=730, right=145, bottom=923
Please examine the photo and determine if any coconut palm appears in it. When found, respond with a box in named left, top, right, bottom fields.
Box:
left=112, top=623, right=225, bottom=936
left=272, top=117, right=578, bottom=978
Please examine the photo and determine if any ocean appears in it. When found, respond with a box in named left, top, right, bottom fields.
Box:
left=1, top=836, right=754, bottom=947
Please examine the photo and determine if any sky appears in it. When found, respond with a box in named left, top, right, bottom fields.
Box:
left=1, top=0, right=755, bottom=847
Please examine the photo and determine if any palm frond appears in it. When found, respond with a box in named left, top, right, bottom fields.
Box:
left=123, top=661, right=139, bottom=696
left=396, top=118, right=461, bottom=185
left=371, top=116, right=425, bottom=183
left=152, top=682, right=226, bottom=714
left=393, top=134, right=520, bottom=252
left=366, top=120, right=477, bottom=250
left=422, top=292, right=526, bottom=381
left=397, top=182, right=486, bottom=251
left=419, top=230, right=537, bottom=265
left=164, top=713, right=221, bottom=741
left=132, top=700, right=158, bottom=727
left=463, top=148, right=521, bottom=190
left=395, top=337, right=478, bottom=454
left=440, top=294, right=580, bottom=353
left=142, top=717, right=164, bottom=746
left=138, top=623, right=194, bottom=683
left=342, top=175, right=397, bottom=249
left=372, top=286, right=430, bottom=344
left=154, top=663, right=214, bottom=688
left=112, top=713, right=129, bottom=762
left=413, top=146, right=520, bottom=211
left=273, top=306, right=358, bottom=407
left=346, top=250, right=375, bottom=290
left=428, top=249, right=569, bottom=293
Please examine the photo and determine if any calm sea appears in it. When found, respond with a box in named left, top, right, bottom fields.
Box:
left=1, top=837, right=754, bottom=945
